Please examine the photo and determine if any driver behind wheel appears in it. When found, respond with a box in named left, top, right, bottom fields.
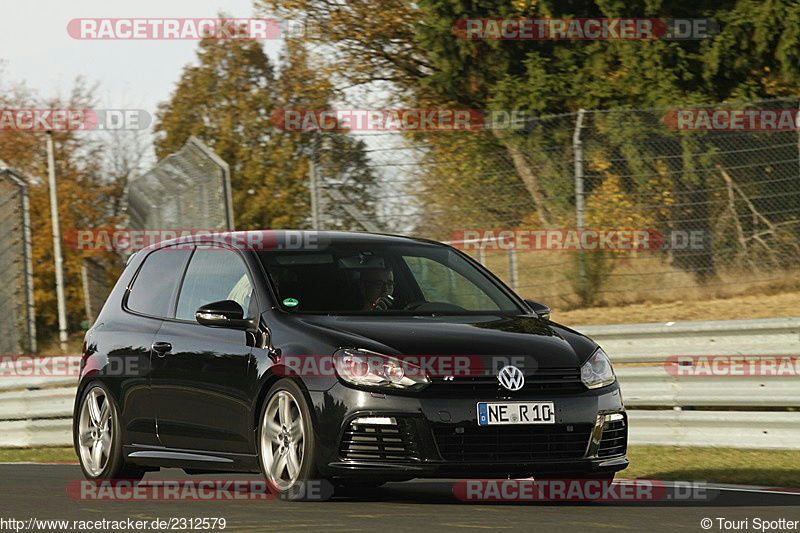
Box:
left=359, top=267, right=395, bottom=311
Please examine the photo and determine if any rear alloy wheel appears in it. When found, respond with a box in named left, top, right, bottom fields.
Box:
left=258, top=380, right=325, bottom=500
left=76, top=383, right=144, bottom=480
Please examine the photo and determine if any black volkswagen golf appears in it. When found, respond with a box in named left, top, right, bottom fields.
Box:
left=73, top=230, right=627, bottom=497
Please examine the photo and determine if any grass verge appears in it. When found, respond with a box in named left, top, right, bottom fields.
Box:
left=0, top=447, right=76, bottom=463
left=622, top=446, right=800, bottom=488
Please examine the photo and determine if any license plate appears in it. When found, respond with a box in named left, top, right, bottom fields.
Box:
left=477, top=401, right=555, bottom=425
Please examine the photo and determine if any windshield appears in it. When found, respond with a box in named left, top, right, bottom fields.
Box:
left=257, top=243, right=523, bottom=315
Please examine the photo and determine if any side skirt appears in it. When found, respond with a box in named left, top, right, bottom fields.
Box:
left=123, top=444, right=261, bottom=473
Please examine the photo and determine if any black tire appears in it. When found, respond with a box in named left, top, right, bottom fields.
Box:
left=257, top=379, right=329, bottom=501
left=74, top=382, right=145, bottom=481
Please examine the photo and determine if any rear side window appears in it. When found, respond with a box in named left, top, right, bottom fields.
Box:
left=175, top=249, right=255, bottom=321
left=127, top=248, right=191, bottom=317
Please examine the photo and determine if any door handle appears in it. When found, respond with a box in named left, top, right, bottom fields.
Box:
left=152, top=341, right=172, bottom=357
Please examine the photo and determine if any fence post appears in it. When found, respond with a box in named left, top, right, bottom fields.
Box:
left=20, top=179, right=36, bottom=353
left=80, top=262, right=92, bottom=322
left=309, top=133, right=321, bottom=230
left=508, top=248, right=518, bottom=292
left=46, top=132, right=69, bottom=354
left=573, top=109, right=587, bottom=303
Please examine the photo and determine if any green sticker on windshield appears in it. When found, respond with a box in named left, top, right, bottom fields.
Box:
left=283, top=297, right=299, bottom=307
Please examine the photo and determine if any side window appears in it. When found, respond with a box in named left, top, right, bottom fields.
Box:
left=175, top=249, right=255, bottom=321
left=127, top=248, right=191, bottom=317
left=403, top=256, right=499, bottom=310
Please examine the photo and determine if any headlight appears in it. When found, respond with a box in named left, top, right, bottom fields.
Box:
left=581, top=348, right=616, bottom=389
left=333, top=348, right=430, bottom=391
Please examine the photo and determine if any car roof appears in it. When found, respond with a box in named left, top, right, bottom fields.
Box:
left=145, top=230, right=448, bottom=252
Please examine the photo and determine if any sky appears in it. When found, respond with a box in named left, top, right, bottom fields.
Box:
left=0, top=0, right=283, bottom=147
left=0, top=0, right=409, bottom=230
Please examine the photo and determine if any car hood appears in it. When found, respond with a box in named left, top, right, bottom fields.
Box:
left=293, top=314, right=598, bottom=370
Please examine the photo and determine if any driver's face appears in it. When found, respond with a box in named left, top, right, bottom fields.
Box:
left=361, top=269, right=394, bottom=305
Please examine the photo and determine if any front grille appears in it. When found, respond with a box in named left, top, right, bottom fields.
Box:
left=597, top=417, right=627, bottom=457
left=426, top=368, right=584, bottom=397
left=339, top=417, right=420, bottom=461
left=433, top=423, right=592, bottom=462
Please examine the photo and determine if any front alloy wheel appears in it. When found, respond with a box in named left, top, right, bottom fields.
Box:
left=261, top=389, right=306, bottom=490
left=258, top=379, right=334, bottom=500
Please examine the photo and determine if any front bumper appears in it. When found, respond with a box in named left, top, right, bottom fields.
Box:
left=309, top=381, right=628, bottom=480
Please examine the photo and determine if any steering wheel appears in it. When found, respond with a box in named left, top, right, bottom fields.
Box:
left=403, top=300, right=428, bottom=311
left=403, top=301, right=467, bottom=312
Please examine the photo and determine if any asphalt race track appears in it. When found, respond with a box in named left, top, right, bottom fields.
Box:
left=0, top=465, right=799, bottom=532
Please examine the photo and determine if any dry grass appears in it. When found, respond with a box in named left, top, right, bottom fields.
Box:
left=556, top=290, right=800, bottom=325
left=468, top=249, right=800, bottom=325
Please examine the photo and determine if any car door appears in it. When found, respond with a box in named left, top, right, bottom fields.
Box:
left=150, top=246, right=256, bottom=454
left=119, top=246, right=192, bottom=447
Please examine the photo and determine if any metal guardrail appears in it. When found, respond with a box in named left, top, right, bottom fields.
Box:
left=626, top=410, right=800, bottom=449
left=581, top=317, right=800, bottom=448
left=578, top=317, right=800, bottom=363
left=0, top=376, right=75, bottom=392
left=0, top=388, right=75, bottom=421
left=0, top=374, right=75, bottom=448
left=0, top=317, right=798, bottom=449
left=617, top=367, right=800, bottom=407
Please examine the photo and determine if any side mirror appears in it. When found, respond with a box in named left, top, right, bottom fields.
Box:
left=195, top=300, right=255, bottom=330
left=524, top=299, right=551, bottom=320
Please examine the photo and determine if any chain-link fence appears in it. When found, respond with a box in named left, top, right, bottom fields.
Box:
left=67, top=136, right=236, bottom=332
left=0, top=162, right=36, bottom=354
left=128, top=136, right=234, bottom=231
left=314, top=98, right=800, bottom=308
left=63, top=136, right=236, bottom=330
left=80, top=257, right=110, bottom=325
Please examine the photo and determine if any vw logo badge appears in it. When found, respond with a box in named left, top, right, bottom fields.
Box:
left=498, top=365, right=524, bottom=391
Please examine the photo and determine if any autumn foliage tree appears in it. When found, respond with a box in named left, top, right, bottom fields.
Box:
left=0, top=76, right=134, bottom=350
left=154, top=35, right=378, bottom=229
left=258, top=0, right=800, bottom=285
